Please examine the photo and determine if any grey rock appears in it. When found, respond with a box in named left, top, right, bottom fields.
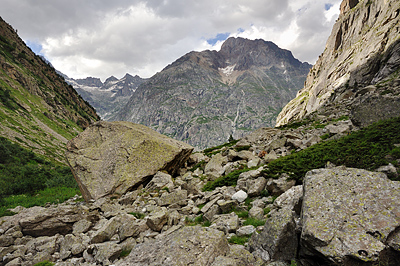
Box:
left=89, top=242, right=122, bottom=265
left=247, top=177, right=267, bottom=197
left=115, top=226, right=229, bottom=266
left=247, top=158, right=260, bottom=168
left=301, top=166, right=400, bottom=264
left=248, top=207, right=264, bottom=220
left=205, top=153, right=228, bottom=180
left=249, top=183, right=303, bottom=262
left=66, top=121, right=193, bottom=201
left=376, top=163, right=398, bottom=176
left=232, top=190, right=248, bottom=203
left=19, top=205, right=92, bottom=237
left=210, top=213, right=240, bottom=234
left=146, top=209, right=168, bottom=232
left=72, top=219, right=92, bottom=235
left=145, top=171, right=174, bottom=191
left=90, top=216, right=121, bottom=244
left=236, top=225, right=256, bottom=237
left=203, top=205, right=221, bottom=222
left=264, top=150, right=278, bottom=163
left=266, top=174, right=296, bottom=196
left=218, top=200, right=238, bottom=213
left=158, top=189, right=188, bottom=206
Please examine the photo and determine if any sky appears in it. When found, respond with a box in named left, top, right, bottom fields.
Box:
left=0, top=0, right=341, bottom=81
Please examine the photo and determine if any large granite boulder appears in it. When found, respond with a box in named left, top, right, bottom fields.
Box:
left=66, top=121, right=193, bottom=201
left=301, top=166, right=400, bottom=265
left=115, top=226, right=229, bottom=266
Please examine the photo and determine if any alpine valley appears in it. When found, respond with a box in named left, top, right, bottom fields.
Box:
left=1, top=0, right=400, bottom=265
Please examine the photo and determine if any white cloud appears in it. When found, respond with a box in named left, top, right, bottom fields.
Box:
left=0, top=0, right=342, bottom=80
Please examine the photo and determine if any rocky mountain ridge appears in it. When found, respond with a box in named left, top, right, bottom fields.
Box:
left=0, top=16, right=99, bottom=162
left=114, top=37, right=311, bottom=149
left=276, top=0, right=400, bottom=127
left=63, top=73, right=146, bottom=120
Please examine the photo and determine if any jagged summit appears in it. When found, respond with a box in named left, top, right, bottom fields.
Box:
left=114, top=37, right=311, bottom=149
left=65, top=73, right=147, bottom=120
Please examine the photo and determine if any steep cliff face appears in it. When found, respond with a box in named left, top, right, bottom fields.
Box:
left=276, top=0, right=400, bottom=127
left=115, top=37, right=311, bottom=149
left=65, top=73, right=146, bottom=120
left=0, top=17, right=99, bottom=161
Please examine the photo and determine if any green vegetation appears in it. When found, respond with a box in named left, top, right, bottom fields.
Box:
left=185, top=214, right=211, bottom=227
left=243, top=217, right=266, bottom=227
left=203, top=139, right=239, bottom=157
left=33, top=261, right=55, bottom=266
left=0, top=137, right=79, bottom=217
left=129, top=212, right=145, bottom=219
left=189, top=160, right=207, bottom=172
left=264, top=116, right=400, bottom=182
left=202, top=167, right=257, bottom=191
left=119, top=249, right=132, bottom=258
left=228, top=235, right=251, bottom=245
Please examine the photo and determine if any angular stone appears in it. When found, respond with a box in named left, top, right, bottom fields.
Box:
left=115, top=226, right=229, bottom=266
left=204, top=205, right=221, bottom=222
left=249, top=183, right=303, bottom=262
left=210, top=213, right=240, bottom=234
left=72, top=219, right=92, bottom=235
left=205, top=153, right=228, bottom=180
left=218, top=200, right=238, bottom=213
left=19, top=205, right=92, bottom=237
left=158, top=189, right=188, bottom=206
left=90, top=216, right=121, bottom=244
left=266, top=174, right=296, bottom=196
left=247, top=158, right=260, bottom=168
left=145, top=171, right=175, bottom=191
left=247, top=177, right=267, bottom=197
left=248, top=207, right=264, bottom=220
left=66, top=121, right=193, bottom=201
left=232, top=190, right=248, bottom=203
left=146, top=209, right=168, bottom=232
left=89, top=242, right=122, bottom=265
left=265, top=150, right=278, bottom=163
left=236, top=225, right=256, bottom=237
left=301, top=166, right=400, bottom=264
left=121, top=219, right=148, bottom=241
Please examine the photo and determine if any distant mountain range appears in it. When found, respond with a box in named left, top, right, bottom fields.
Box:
left=65, top=37, right=311, bottom=149
left=61, top=73, right=147, bottom=120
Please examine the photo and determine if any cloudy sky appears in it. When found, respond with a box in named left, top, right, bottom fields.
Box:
left=1, top=0, right=341, bottom=81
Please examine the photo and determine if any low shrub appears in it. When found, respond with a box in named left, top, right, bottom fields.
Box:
left=263, top=116, right=400, bottom=182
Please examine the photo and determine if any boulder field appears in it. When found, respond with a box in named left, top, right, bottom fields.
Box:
left=1, top=120, right=400, bottom=266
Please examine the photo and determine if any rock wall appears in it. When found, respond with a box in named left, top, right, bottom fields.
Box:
left=276, top=0, right=400, bottom=127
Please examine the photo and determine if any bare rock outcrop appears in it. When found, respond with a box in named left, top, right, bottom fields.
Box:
left=276, top=0, right=400, bottom=127
left=66, top=121, right=193, bottom=201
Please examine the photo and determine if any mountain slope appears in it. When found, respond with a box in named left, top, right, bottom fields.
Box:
left=276, top=0, right=400, bottom=127
left=0, top=16, right=99, bottom=162
left=114, top=37, right=311, bottom=149
left=64, top=73, right=146, bottom=120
